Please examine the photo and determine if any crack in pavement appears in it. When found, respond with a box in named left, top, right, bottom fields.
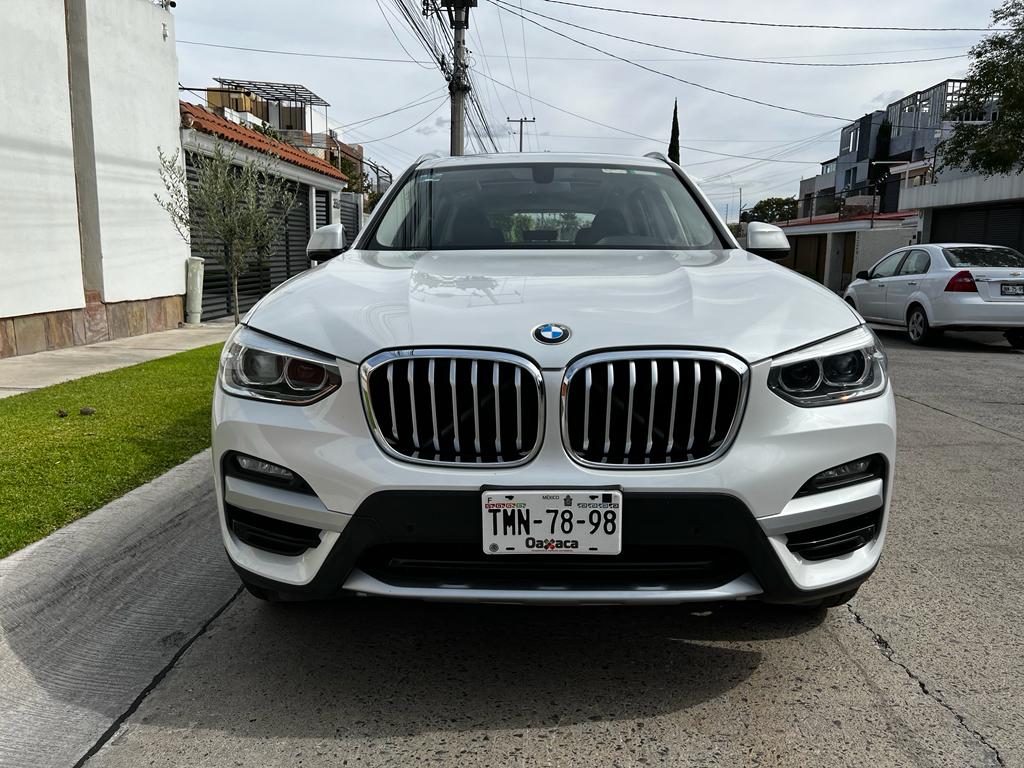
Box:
left=895, top=393, right=1024, bottom=444
left=71, top=586, right=244, bottom=768
left=846, top=604, right=1006, bottom=768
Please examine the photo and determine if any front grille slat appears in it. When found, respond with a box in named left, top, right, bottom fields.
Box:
left=666, top=360, right=679, bottom=456
left=645, top=360, right=658, bottom=457
left=687, top=361, right=701, bottom=453
left=470, top=360, right=481, bottom=458
left=364, top=351, right=543, bottom=467
left=564, top=352, right=746, bottom=468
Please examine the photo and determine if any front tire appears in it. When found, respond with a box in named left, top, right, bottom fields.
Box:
left=242, top=581, right=285, bottom=602
left=906, top=305, right=935, bottom=346
left=1006, top=330, right=1024, bottom=350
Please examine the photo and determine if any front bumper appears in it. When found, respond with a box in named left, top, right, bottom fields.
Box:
left=213, top=359, right=896, bottom=605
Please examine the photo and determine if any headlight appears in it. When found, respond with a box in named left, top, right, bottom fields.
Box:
left=219, top=326, right=342, bottom=404
left=768, top=326, right=887, bottom=407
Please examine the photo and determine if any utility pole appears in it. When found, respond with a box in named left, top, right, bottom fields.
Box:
left=738, top=186, right=743, bottom=220
left=507, top=117, right=536, bottom=152
left=430, top=1, right=477, bottom=156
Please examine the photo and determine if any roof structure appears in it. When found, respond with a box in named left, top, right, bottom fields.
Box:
left=179, top=101, right=346, bottom=182
left=213, top=78, right=330, bottom=107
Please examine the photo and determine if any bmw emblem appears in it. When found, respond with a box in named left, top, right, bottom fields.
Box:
left=533, top=323, right=571, bottom=344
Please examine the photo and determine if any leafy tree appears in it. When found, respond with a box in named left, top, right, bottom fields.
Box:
left=940, top=0, right=1024, bottom=176
left=252, top=123, right=282, bottom=141
left=156, top=144, right=296, bottom=324
left=338, top=154, right=374, bottom=196
left=668, top=99, right=680, bottom=164
left=747, top=196, right=798, bottom=223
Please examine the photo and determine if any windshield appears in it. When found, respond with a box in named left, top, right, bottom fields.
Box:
left=943, top=246, right=1024, bottom=268
left=369, top=163, right=723, bottom=251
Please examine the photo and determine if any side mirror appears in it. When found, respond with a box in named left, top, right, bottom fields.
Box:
left=306, top=223, right=346, bottom=265
left=856, top=270, right=871, bottom=280
left=745, top=221, right=791, bottom=260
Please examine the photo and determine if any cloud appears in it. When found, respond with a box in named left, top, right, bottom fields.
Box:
left=871, top=90, right=905, bottom=107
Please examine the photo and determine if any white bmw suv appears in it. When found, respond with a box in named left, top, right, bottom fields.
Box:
left=212, top=152, right=896, bottom=609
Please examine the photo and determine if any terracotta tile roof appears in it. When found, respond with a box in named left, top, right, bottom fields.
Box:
left=179, top=101, right=347, bottom=183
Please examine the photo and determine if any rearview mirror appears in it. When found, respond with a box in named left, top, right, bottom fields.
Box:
left=857, top=270, right=871, bottom=280
left=745, top=221, right=790, bottom=260
left=306, top=223, right=346, bottom=265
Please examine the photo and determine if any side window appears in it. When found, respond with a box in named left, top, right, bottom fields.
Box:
left=871, top=252, right=905, bottom=279
left=897, top=249, right=931, bottom=275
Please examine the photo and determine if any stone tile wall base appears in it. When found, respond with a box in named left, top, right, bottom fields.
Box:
left=0, top=295, right=185, bottom=358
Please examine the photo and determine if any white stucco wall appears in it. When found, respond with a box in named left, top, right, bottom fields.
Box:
left=0, top=2, right=85, bottom=318
left=88, top=0, right=187, bottom=303
left=852, top=228, right=917, bottom=275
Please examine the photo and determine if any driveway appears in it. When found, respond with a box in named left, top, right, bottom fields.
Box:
left=2, top=330, right=1020, bottom=768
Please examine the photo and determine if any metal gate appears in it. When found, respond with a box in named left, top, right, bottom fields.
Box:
left=932, top=204, right=1024, bottom=253
left=338, top=192, right=362, bottom=248
left=188, top=153, right=312, bottom=320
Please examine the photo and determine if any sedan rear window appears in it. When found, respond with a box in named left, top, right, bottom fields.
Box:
left=943, top=246, right=1024, bottom=268
left=368, top=163, right=723, bottom=251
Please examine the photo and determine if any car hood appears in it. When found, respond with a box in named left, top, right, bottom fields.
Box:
left=245, top=248, right=861, bottom=367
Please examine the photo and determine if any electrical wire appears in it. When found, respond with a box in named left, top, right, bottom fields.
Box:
left=353, top=97, right=450, bottom=144
left=473, top=67, right=846, bottom=166
left=492, top=2, right=970, bottom=67
left=338, top=89, right=449, bottom=130
left=534, top=0, right=1004, bottom=33
left=488, top=0, right=850, bottom=121
left=517, top=0, right=538, bottom=149
left=376, top=0, right=436, bottom=69
left=176, top=39, right=432, bottom=64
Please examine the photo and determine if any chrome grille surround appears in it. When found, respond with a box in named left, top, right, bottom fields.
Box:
left=560, top=350, right=749, bottom=469
left=361, top=349, right=545, bottom=468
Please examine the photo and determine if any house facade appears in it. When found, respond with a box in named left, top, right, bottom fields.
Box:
left=178, top=101, right=348, bottom=320
left=777, top=77, right=1002, bottom=294
left=0, top=0, right=187, bottom=357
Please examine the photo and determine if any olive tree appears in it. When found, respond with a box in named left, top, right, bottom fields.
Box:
left=156, top=144, right=296, bottom=324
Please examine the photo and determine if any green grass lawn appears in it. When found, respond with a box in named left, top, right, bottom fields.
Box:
left=0, top=344, right=222, bottom=557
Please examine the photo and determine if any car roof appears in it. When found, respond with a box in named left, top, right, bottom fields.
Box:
left=417, top=152, right=669, bottom=171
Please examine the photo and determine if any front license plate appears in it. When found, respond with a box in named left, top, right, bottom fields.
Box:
left=1001, top=283, right=1024, bottom=296
left=482, top=490, right=623, bottom=555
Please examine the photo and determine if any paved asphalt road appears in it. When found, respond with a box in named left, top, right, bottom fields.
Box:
left=2, top=330, right=1021, bottom=767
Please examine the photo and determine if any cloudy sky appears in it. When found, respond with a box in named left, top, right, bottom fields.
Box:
left=172, top=0, right=996, bottom=218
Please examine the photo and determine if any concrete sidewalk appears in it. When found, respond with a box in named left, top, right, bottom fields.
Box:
left=0, top=321, right=234, bottom=399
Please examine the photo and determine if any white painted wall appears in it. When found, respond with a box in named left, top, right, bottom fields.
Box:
left=0, top=2, right=85, bottom=318
left=88, top=0, right=188, bottom=303
left=900, top=172, right=1024, bottom=212
left=852, top=228, right=917, bottom=276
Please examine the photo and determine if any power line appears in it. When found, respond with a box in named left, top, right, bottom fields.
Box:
left=339, top=89, right=449, bottom=130
left=472, top=68, right=842, bottom=165
left=517, top=0, right=538, bottom=150
left=488, top=0, right=851, bottom=121
left=376, top=0, right=436, bottom=69
left=477, top=43, right=977, bottom=62
left=176, top=39, right=432, bottom=64
left=492, top=2, right=970, bottom=67
left=534, top=0, right=1004, bottom=32
left=350, top=97, right=450, bottom=144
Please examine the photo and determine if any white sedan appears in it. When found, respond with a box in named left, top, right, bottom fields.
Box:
left=844, top=243, right=1024, bottom=348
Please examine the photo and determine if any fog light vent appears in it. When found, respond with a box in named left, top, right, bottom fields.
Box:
left=796, top=455, right=884, bottom=497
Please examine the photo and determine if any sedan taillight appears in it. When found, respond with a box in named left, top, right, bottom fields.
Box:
left=944, top=270, right=977, bottom=293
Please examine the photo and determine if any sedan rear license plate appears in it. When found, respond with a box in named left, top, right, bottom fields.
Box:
left=1001, top=283, right=1024, bottom=296
left=482, top=490, right=623, bottom=555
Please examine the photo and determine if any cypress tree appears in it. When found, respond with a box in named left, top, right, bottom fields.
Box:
left=668, top=99, right=680, bottom=164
